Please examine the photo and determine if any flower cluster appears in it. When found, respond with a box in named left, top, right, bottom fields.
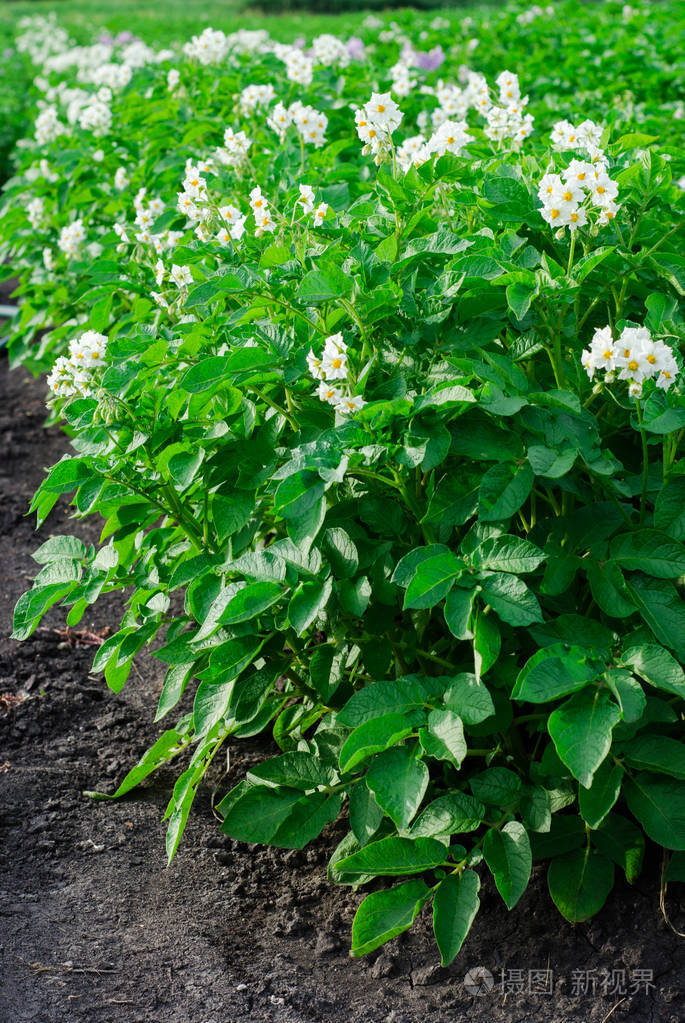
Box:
left=57, top=219, right=86, bottom=258
left=355, top=92, right=403, bottom=164
left=306, top=335, right=365, bottom=415
left=581, top=325, right=678, bottom=396
left=551, top=118, right=603, bottom=155
left=46, top=330, right=108, bottom=398
left=538, top=157, right=620, bottom=232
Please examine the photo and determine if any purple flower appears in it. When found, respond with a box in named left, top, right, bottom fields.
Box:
left=414, top=45, right=445, bottom=71
left=346, top=36, right=366, bottom=61
left=97, top=33, right=114, bottom=46
left=115, top=31, right=135, bottom=44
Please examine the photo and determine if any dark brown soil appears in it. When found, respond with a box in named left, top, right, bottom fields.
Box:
left=1, top=353, right=684, bottom=1023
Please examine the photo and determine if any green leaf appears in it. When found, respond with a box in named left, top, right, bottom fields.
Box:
left=506, top=280, right=536, bottom=320
left=297, top=266, right=352, bottom=302
left=479, top=572, right=543, bottom=626
left=592, top=813, right=645, bottom=883
left=220, top=785, right=304, bottom=844
left=419, top=709, right=466, bottom=768
left=622, top=643, right=685, bottom=698
left=403, top=551, right=464, bottom=610
left=513, top=644, right=600, bottom=703
left=610, top=530, right=685, bottom=578
left=193, top=679, right=235, bottom=736
left=621, top=735, right=685, bottom=780
left=287, top=578, right=332, bottom=636
left=444, top=586, right=475, bottom=640
left=32, top=535, right=87, bottom=563
left=483, top=821, right=532, bottom=909
left=338, top=676, right=434, bottom=727
left=349, top=782, right=384, bottom=846
left=548, top=689, right=620, bottom=789
left=351, top=879, right=431, bottom=957
left=432, top=870, right=481, bottom=966
left=410, top=792, right=485, bottom=837
left=603, top=669, right=646, bottom=723
left=587, top=559, right=635, bottom=618
left=547, top=848, right=614, bottom=922
left=443, top=674, right=495, bottom=725
left=366, top=746, right=429, bottom=831
left=248, top=751, right=335, bottom=790
left=338, top=836, right=447, bottom=877
left=625, top=577, right=685, bottom=660
left=470, top=767, right=521, bottom=806
left=219, top=581, right=283, bottom=625
left=181, top=356, right=232, bottom=393
left=269, top=790, right=343, bottom=849
left=473, top=535, right=545, bottom=574
left=339, top=712, right=419, bottom=773
left=478, top=462, right=534, bottom=522
left=571, top=246, right=615, bottom=283
left=623, top=773, right=685, bottom=850
left=654, top=477, right=685, bottom=540
left=579, top=759, right=624, bottom=828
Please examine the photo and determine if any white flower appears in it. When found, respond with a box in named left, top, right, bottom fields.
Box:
left=298, top=184, right=315, bottom=215
left=267, top=101, right=292, bottom=137
left=365, top=92, right=403, bottom=132
left=307, top=349, right=326, bottom=380
left=168, top=69, right=180, bottom=91
left=312, top=202, right=328, bottom=225
left=42, top=247, right=55, bottom=271
left=581, top=326, right=616, bottom=379
left=427, top=119, right=473, bottom=157
left=114, top=166, right=129, bottom=190
left=317, top=381, right=342, bottom=404
left=335, top=394, right=365, bottom=414
left=69, top=329, right=108, bottom=368
left=154, top=259, right=166, bottom=287
left=26, top=197, right=45, bottom=229
left=170, top=264, right=192, bottom=288
left=321, top=333, right=348, bottom=379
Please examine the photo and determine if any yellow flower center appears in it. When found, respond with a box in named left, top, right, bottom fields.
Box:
left=597, top=185, right=606, bottom=194
left=377, top=104, right=385, bottom=113
left=563, top=190, right=573, bottom=201
left=603, top=349, right=613, bottom=360
left=628, top=359, right=639, bottom=371
left=550, top=209, right=560, bottom=219
left=331, top=358, right=342, bottom=368
left=646, top=354, right=656, bottom=364
left=577, top=172, right=586, bottom=180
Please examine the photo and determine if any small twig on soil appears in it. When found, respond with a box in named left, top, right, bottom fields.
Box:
left=19, top=957, right=118, bottom=976
left=36, top=625, right=111, bottom=648
left=601, top=997, right=627, bottom=1023
left=660, top=850, right=685, bottom=938
left=0, top=760, right=11, bottom=772
left=0, top=691, right=29, bottom=716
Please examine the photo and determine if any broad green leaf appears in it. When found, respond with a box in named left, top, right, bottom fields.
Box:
left=443, top=673, right=495, bottom=725
left=548, top=688, right=620, bottom=788
left=351, top=879, right=431, bottom=957
left=592, top=813, right=645, bottom=883
left=444, top=586, right=475, bottom=640
left=478, top=462, right=534, bottom=522
left=247, top=751, right=336, bottom=789
left=269, top=791, right=343, bottom=849
left=349, top=782, right=384, bottom=847
left=548, top=847, right=614, bottom=922
left=338, top=676, right=435, bottom=727
left=403, top=552, right=464, bottom=610
left=366, top=746, right=429, bottom=831
left=193, top=679, right=235, bottom=736
left=287, top=577, right=333, bottom=635
left=603, top=669, right=646, bottom=723
left=621, top=643, right=685, bottom=698
left=623, top=773, right=685, bottom=850
left=432, top=870, right=481, bottom=966
left=470, top=767, right=521, bottom=806
left=578, top=759, right=624, bottom=828
left=610, top=530, right=685, bottom=578
left=220, top=785, right=304, bottom=844
left=473, top=535, right=545, bottom=574
left=479, top=572, right=543, bottom=626
left=338, top=836, right=447, bottom=877
left=483, top=821, right=532, bottom=909
left=419, top=709, right=466, bottom=768
left=84, top=724, right=189, bottom=800
left=621, top=735, right=685, bottom=780
left=512, top=644, right=600, bottom=703
left=410, top=792, right=485, bottom=837
left=339, top=712, right=420, bottom=773
left=219, top=581, right=283, bottom=625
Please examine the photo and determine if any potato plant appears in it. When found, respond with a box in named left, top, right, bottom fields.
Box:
left=2, top=3, right=685, bottom=964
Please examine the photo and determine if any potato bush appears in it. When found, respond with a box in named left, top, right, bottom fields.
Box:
left=2, top=2, right=685, bottom=963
